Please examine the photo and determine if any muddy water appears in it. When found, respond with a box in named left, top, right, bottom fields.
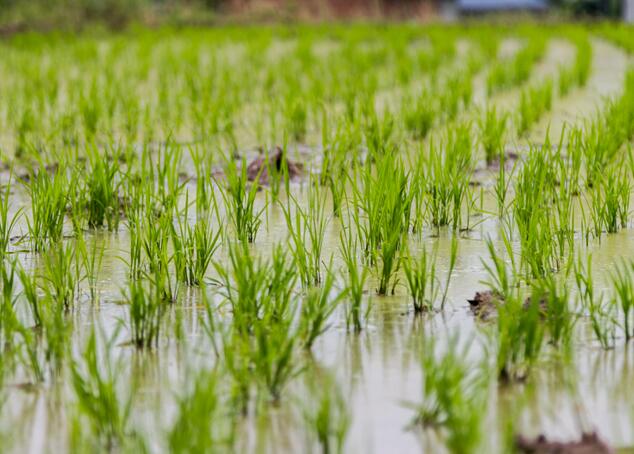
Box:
left=4, top=38, right=634, bottom=454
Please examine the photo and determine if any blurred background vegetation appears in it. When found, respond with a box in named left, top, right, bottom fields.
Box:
left=0, top=0, right=625, bottom=33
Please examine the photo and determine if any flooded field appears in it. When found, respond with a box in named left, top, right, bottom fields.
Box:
left=1, top=23, right=634, bottom=453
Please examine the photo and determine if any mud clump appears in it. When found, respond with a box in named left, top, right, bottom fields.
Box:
left=515, top=432, right=613, bottom=454
left=467, top=290, right=547, bottom=319
left=467, top=290, right=503, bottom=319
left=246, top=146, right=303, bottom=185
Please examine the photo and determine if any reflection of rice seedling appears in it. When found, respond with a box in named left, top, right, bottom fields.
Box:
left=125, top=279, right=164, bottom=349
left=167, top=367, right=236, bottom=452
left=303, top=373, right=350, bottom=454
left=71, top=328, right=131, bottom=451
left=409, top=336, right=488, bottom=454
left=299, top=267, right=343, bottom=350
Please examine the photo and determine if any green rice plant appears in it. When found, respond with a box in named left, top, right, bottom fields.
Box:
left=125, top=279, right=165, bottom=349
left=423, top=124, right=474, bottom=230
left=481, top=231, right=518, bottom=302
left=0, top=175, right=21, bottom=259
left=172, top=202, right=222, bottom=287
left=77, top=232, right=105, bottom=305
left=352, top=153, right=412, bottom=294
left=587, top=165, right=630, bottom=236
left=496, top=293, right=544, bottom=381
left=302, top=373, right=350, bottom=454
left=530, top=275, right=575, bottom=348
left=403, top=244, right=439, bottom=313
left=363, top=108, right=396, bottom=161
left=321, top=128, right=353, bottom=218
left=281, top=181, right=329, bottom=288
left=339, top=220, right=369, bottom=332
left=408, top=336, right=488, bottom=454
left=493, top=152, right=516, bottom=219
left=167, top=367, right=236, bottom=452
left=18, top=264, right=41, bottom=327
left=403, top=90, right=435, bottom=140
left=214, top=242, right=297, bottom=335
left=486, top=36, right=545, bottom=95
left=142, top=209, right=178, bottom=303
left=71, top=327, right=131, bottom=451
left=220, top=158, right=265, bottom=243
left=440, top=236, right=459, bottom=311
left=299, top=267, right=344, bottom=350
left=83, top=145, right=122, bottom=230
left=24, top=166, right=68, bottom=252
left=285, top=96, right=308, bottom=142
left=513, top=144, right=567, bottom=278
left=610, top=259, right=634, bottom=342
left=40, top=241, right=78, bottom=311
left=478, top=106, right=507, bottom=165
left=574, top=253, right=615, bottom=349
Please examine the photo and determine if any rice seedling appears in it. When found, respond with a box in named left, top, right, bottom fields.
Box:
left=403, top=244, right=439, bottom=314
left=40, top=241, right=78, bottom=311
left=516, top=78, right=552, bottom=136
left=220, top=158, right=265, bottom=243
left=76, top=232, right=105, bottom=304
left=24, top=165, right=69, bottom=252
left=172, top=201, right=222, bottom=287
left=83, top=145, right=122, bottom=230
left=0, top=175, right=20, bottom=259
left=281, top=180, right=329, bottom=288
left=403, top=90, right=435, bottom=140
left=339, top=220, right=369, bottom=332
left=408, top=336, right=488, bottom=454
left=496, top=293, right=545, bottom=382
left=125, top=278, right=165, bottom=349
left=574, top=253, right=615, bottom=349
left=478, top=106, right=507, bottom=166
left=530, top=275, right=575, bottom=348
left=610, top=259, right=634, bottom=342
left=299, top=267, right=343, bottom=350
left=352, top=152, right=412, bottom=294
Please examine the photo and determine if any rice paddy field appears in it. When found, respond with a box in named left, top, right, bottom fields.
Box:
left=2, top=21, right=634, bottom=453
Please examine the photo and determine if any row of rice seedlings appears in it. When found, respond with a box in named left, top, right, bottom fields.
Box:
left=558, top=31, right=592, bottom=96
left=486, top=33, right=546, bottom=95
left=516, top=78, right=553, bottom=136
